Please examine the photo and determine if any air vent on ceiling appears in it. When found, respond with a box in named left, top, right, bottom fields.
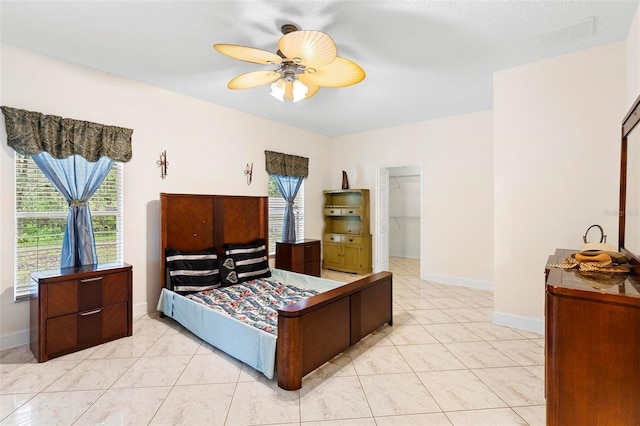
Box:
left=543, top=17, right=595, bottom=49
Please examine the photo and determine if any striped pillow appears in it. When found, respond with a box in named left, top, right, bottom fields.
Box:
left=220, top=239, right=271, bottom=286
left=165, top=247, right=220, bottom=293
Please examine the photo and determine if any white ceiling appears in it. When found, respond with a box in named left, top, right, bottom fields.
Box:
left=1, top=1, right=638, bottom=136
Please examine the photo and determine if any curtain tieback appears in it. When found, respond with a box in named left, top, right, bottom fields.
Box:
left=287, top=201, right=294, bottom=207
left=69, top=199, right=88, bottom=207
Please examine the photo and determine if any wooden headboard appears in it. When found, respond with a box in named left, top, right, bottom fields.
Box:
left=160, top=193, right=268, bottom=290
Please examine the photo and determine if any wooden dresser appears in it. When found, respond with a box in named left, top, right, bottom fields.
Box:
left=275, top=239, right=321, bottom=277
left=30, top=262, right=133, bottom=362
left=545, top=249, right=640, bottom=425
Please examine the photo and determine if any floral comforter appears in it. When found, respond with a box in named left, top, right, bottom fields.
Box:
left=185, top=278, right=319, bottom=335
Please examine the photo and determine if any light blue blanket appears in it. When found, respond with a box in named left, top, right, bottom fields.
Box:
left=157, top=268, right=342, bottom=379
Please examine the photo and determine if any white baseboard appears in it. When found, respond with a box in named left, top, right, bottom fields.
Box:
left=492, top=311, right=544, bottom=335
left=0, top=328, right=30, bottom=351
left=423, top=273, right=494, bottom=291
left=134, top=302, right=151, bottom=320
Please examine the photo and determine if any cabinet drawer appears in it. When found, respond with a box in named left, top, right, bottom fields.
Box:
left=48, top=281, right=78, bottom=318
left=324, top=207, right=362, bottom=216
left=46, top=313, right=77, bottom=355
left=341, top=207, right=361, bottom=216
left=102, top=303, right=129, bottom=340
left=304, top=242, right=320, bottom=260
left=78, top=307, right=103, bottom=347
left=343, top=235, right=362, bottom=245
left=304, top=261, right=321, bottom=277
left=78, top=275, right=104, bottom=312
left=103, top=271, right=130, bottom=305
left=324, top=234, right=343, bottom=243
left=324, top=207, right=342, bottom=216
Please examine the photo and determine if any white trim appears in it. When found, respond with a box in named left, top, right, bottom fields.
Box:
left=492, top=311, right=544, bottom=334
left=423, top=273, right=494, bottom=291
left=0, top=328, right=30, bottom=351
left=134, top=302, right=150, bottom=320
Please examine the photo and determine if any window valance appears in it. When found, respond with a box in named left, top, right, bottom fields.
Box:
left=265, top=150, right=308, bottom=178
left=1, top=106, right=133, bottom=162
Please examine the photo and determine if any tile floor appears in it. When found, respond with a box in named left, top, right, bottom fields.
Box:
left=0, top=257, right=545, bottom=425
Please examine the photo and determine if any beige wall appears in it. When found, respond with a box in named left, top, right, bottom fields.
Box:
left=493, top=42, right=626, bottom=331
left=628, top=5, right=640, bottom=105
left=0, top=44, right=332, bottom=349
left=330, top=111, right=494, bottom=288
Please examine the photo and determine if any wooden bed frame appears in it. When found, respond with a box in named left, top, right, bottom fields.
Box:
left=160, top=193, right=393, bottom=390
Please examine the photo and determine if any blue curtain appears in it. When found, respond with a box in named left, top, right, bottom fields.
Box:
left=273, top=174, right=304, bottom=242
left=32, top=152, right=113, bottom=267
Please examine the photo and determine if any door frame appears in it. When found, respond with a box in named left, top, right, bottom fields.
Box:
left=375, top=163, right=424, bottom=277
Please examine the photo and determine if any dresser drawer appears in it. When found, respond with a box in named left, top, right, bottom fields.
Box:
left=303, top=242, right=320, bottom=260
left=48, top=281, right=78, bottom=318
left=78, top=307, right=103, bottom=347
left=46, top=313, right=77, bottom=355
left=102, top=302, right=129, bottom=340
left=103, top=271, right=130, bottom=305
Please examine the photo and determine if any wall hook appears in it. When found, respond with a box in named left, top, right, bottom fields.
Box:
left=157, top=150, right=168, bottom=179
left=245, top=162, right=253, bottom=185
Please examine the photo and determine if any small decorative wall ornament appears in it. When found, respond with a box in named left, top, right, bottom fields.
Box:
left=245, top=162, right=253, bottom=185
left=341, top=170, right=350, bottom=189
left=157, top=150, right=168, bottom=179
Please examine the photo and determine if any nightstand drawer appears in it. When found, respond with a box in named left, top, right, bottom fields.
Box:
left=48, top=281, right=78, bottom=318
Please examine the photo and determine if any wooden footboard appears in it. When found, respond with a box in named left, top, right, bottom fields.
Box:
left=276, top=271, right=393, bottom=390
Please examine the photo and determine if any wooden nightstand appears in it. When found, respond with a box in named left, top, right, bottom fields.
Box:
left=30, top=262, right=133, bottom=362
left=275, top=239, right=321, bottom=277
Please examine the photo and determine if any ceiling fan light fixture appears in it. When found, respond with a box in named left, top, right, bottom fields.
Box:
left=270, top=76, right=309, bottom=102
left=291, top=79, right=309, bottom=102
left=270, top=78, right=286, bottom=101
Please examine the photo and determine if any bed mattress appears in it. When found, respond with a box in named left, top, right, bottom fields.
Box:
left=157, top=268, right=343, bottom=378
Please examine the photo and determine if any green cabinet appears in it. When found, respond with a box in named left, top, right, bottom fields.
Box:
left=322, top=189, right=372, bottom=274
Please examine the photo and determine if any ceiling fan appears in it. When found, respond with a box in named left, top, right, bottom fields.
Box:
left=213, top=24, right=365, bottom=102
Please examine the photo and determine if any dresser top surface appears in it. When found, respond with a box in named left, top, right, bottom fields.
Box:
left=546, top=249, right=640, bottom=304
left=31, top=261, right=132, bottom=281
left=277, top=239, right=320, bottom=245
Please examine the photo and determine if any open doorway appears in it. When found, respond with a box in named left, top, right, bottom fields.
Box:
left=375, top=164, right=423, bottom=275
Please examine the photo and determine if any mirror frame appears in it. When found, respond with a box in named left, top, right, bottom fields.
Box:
left=619, top=93, right=640, bottom=272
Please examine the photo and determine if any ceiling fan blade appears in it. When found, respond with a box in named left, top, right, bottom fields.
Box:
left=227, top=70, right=281, bottom=89
left=213, top=44, right=282, bottom=65
left=303, top=57, right=366, bottom=88
left=297, top=74, right=320, bottom=99
left=278, top=30, right=337, bottom=68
